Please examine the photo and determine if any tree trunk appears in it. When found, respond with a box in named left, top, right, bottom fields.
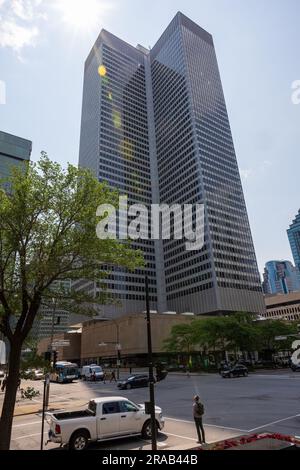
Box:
left=0, top=339, right=22, bottom=450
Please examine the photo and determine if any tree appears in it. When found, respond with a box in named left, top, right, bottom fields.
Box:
left=0, top=154, right=143, bottom=449
left=163, top=323, right=195, bottom=355
left=224, top=313, right=260, bottom=357
left=192, top=317, right=229, bottom=358
left=256, top=320, right=297, bottom=354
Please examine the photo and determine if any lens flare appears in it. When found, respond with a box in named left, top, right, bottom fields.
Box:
left=112, top=109, right=122, bottom=129
left=120, top=139, right=134, bottom=160
left=98, top=65, right=107, bottom=77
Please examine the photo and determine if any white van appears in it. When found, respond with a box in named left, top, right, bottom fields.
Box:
left=81, top=364, right=104, bottom=381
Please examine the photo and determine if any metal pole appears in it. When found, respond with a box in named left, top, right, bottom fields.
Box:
left=116, top=322, right=120, bottom=380
left=40, top=379, right=46, bottom=450
left=50, top=298, right=56, bottom=351
left=145, top=275, right=157, bottom=451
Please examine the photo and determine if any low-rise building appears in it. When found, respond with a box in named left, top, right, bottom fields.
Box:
left=263, top=292, right=300, bottom=321
left=37, top=326, right=82, bottom=364
left=37, top=313, right=196, bottom=366
left=81, top=313, right=195, bottom=366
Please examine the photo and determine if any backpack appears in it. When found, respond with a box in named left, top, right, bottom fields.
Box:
left=197, top=402, right=204, bottom=415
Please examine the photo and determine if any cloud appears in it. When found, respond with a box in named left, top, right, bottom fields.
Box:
left=240, top=160, right=273, bottom=181
left=0, top=1, right=116, bottom=53
left=10, top=0, right=44, bottom=21
left=0, top=0, right=45, bottom=52
left=0, top=19, right=38, bottom=50
left=240, top=169, right=253, bottom=180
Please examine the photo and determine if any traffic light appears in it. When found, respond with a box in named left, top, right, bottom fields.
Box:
left=44, top=351, right=51, bottom=362
left=52, top=350, right=58, bottom=367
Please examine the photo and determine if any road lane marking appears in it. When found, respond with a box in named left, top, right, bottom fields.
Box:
left=247, top=413, right=300, bottom=432
left=165, top=417, right=247, bottom=433
left=253, top=374, right=300, bottom=379
left=164, top=432, right=197, bottom=442
left=13, top=432, right=47, bottom=440
left=13, top=421, right=41, bottom=428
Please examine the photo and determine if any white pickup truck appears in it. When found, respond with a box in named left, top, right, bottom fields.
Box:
left=46, top=396, right=165, bottom=450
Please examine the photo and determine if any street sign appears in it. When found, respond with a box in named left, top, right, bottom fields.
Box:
left=52, top=340, right=70, bottom=347
left=0, top=340, right=6, bottom=365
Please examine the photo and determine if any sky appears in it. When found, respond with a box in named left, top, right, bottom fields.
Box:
left=0, top=0, right=299, bottom=276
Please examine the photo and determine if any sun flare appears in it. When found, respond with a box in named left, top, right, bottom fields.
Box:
left=56, top=0, right=108, bottom=31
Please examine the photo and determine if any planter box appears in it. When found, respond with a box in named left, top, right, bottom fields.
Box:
left=199, top=433, right=300, bottom=451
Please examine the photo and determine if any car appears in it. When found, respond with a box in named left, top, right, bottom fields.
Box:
left=33, top=369, right=44, bottom=380
left=290, top=362, right=300, bottom=372
left=81, top=365, right=104, bottom=381
left=221, top=364, right=248, bottom=378
left=23, top=368, right=43, bottom=380
left=46, top=396, right=165, bottom=450
left=0, top=370, right=4, bottom=379
left=117, top=374, right=151, bottom=390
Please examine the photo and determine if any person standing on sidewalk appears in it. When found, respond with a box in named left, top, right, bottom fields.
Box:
left=193, top=395, right=206, bottom=444
left=110, top=370, right=116, bottom=382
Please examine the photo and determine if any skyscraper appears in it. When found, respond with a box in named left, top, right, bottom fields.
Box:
left=262, top=260, right=300, bottom=295
left=78, top=12, right=265, bottom=317
left=0, top=130, right=32, bottom=184
left=288, top=210, right=300, bottom=273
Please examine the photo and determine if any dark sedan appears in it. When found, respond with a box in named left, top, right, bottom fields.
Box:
left=290, top=362, right=300, bottom=372
left=117, top=374, right=150, bottom=390
left=221, top=364, right=248, bottom=378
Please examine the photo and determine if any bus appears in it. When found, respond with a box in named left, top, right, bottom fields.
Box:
left=50, top=361, right=79, bottom=383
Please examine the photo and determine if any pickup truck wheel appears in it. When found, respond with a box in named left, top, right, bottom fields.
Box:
left=69, top=431, right=89, bottom=451
left=142, top=420, right=158, bottom=440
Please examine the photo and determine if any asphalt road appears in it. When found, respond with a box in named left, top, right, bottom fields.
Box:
left=5, top=369, right=300, bottom=450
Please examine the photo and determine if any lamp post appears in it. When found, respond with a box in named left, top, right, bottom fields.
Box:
left=49, top=297, right=56, bottom=352
left=99, top=320, right=121, bottom=380
left=112, top=319, right=121, bottom=380
left=145, top=275, right=157, bottom=451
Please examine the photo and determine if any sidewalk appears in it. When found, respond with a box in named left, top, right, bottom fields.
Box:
left=0, top=395, right=88, bottom=417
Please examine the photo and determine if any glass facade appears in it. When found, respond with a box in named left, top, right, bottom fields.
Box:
left=288, top=210, right=300, bottom=273
left=0, top=131, right=31, bottom=182
left=79, top=31, right=157, bottom=317
left=262, top=260, right=300, bottom=295
left=78, top=12, right=265, bottom=317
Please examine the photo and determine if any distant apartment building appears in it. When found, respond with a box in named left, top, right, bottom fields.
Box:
left=287, top=210, right=300, bottom=273
left=262, top=260, right=300, bottom=295
left=0, top=130, right=32, bottom=181
left=77, top=12, right=265, bottom=318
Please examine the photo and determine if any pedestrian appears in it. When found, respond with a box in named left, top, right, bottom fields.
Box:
left=193, top=395, right=206, bottom=444
left=17, top=376, right=21, bottom=390
left=110, top=370, right=116, bottom=382
left=103, top=371, right=107, bottom=384
left=1, top=375, right=7, bottom=392
left=92, top=370, right=96, bottom=382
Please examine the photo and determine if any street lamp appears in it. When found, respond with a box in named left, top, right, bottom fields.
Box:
left=98, top=340, right=121, bottom=380
left=145, top=275, right=157, bottom=451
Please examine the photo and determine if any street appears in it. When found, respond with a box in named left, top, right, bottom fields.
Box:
left=3, top=370, right=300, bottom=450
